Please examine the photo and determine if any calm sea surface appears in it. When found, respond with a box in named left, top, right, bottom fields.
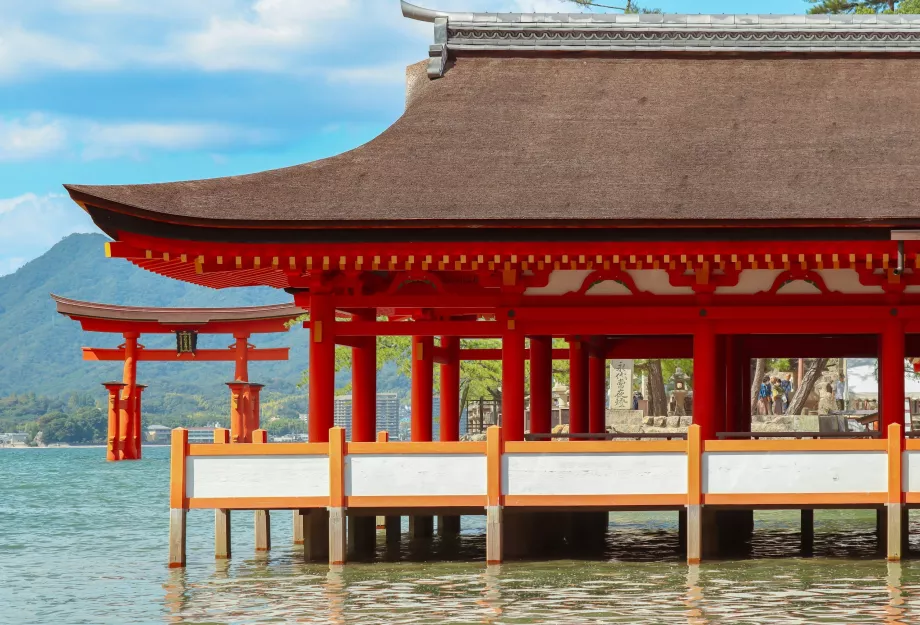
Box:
left=2, top=446, right=920, bottom=624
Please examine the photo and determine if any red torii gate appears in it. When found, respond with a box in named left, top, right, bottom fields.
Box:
left=53, top=295, right=302, bottom=461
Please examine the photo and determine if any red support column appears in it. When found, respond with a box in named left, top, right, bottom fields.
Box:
left=102, top=382, right=125, bottom=462
left=881, top=318, right=906, bottom=438
left=569, top=338, right=589, bottom=434
left=309, top=294, right=336, bottom=443
left=227, top=382, right=247, bottom=443
left=738, top=341, right=752, bottom=432
left=588, top=344, right=607, bottom=434
left=440, top=336, right=461, bottom=442
left=134, top=384, right=147, bottom=459
left=120, top=332, right=139, bottom=460
left=714, top=335, right=727, bottom=436
left=411, top=336, right=434, bottom=442
left=724, top=336, right=741, bottom=433
left=502, top=329, right=526, bottom=442
left=694, top=324, right=718, bottom=441
left=351, top=313, right=377, bottom=443
left=529, top=336, right=553, bottom=435
left=248, top=384, right=264, bottom=441
left=234, top=333, right=250, bottom=381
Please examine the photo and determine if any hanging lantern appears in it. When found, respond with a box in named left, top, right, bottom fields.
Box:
left=176, top=330, right=198, bottom=355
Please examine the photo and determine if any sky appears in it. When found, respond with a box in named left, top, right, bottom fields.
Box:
left=0, top=0, right=808, bottom=276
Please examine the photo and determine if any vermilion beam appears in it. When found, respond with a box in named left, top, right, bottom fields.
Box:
left=352, top=312, right=377, bottom=443
left=309, top=295, right=336, bottom=443
left=588, top=349, right=606, bottom=434
left=81, top=348, right=290, bottom=362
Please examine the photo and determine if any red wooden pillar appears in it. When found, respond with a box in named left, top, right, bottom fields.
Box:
left=529, top=336, right=553, bottom=434
left=714, top=335, right=727, bottom=436
left=248, top=383, right=264, bottom=441
left=102, top=382, right=125, bottom=462
left=502, top=329, right=526, bottom=442
left=440, top=336, right=461, bottom=442
left=134, top=384, right=147, bottom=459
left=881, top=318, right=906, bottom=438
left=411, top=336, right=434, bottom=442
left=309, top=294, right=336, bottom=443
left=738, top=341, right=752, bottom=432
left=588, top=344, right=607, bottom=434
left=120, top=332, right=139, bottom=460
left=569, top=338, right=589, bottom=434
left=694, top=323, right=718, bottom=441
left=352, top=312, right=377, bottom=443
left=227, top=381, right=248, bottom=443
left=233, top=333, right=250, bottom=381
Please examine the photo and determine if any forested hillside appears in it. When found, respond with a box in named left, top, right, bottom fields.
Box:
left=0, top=233, right=409, bottom=439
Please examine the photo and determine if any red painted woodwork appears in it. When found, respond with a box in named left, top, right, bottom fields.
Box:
left=569, top=339, right=589, bottom=434
left=502, top=331, right=526, bottom=442
left=352, top=313, right=377, bottom=443
left=714, top=335, right=727, bottom=435
left=227, top=382, right=248, bottom=443
left=694, top=324, right=718, bottom=441
left=529, top=337, right=553, bottom=434
left=234, top=334, right=250, bottom=381
left=411, top=336, right=434, bottom=442
left=103, top=382, right=124, bottom=462
left=133, top=385, right=146, bottom=459
left=245, top=384, right=263, bottom=442
left=74, top=318, right=296, bottom=335
left=588, top=349, right=606, bottom=434
left=723, top=337, right=741, bottom=433
left=81, top=347, right=290, bottom=362
left=440, top=337, right=461, bottom=442
left=881, top=319, right=906, bottom=438
left=120, top=333, right=139, bottom=460
left=309, top=295, right=336, bottom=443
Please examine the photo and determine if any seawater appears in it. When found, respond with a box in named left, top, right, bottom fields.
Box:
left=1, top=447, right=918, bottom=624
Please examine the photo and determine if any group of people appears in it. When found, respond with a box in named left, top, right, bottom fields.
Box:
left=758, top=374, right=794, bottom=416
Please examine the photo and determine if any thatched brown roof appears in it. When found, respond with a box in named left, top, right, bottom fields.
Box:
left=65, top=13, right=920, bottom=237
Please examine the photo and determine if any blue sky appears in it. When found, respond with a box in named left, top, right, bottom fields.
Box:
left=0, top=0, right=808, bottom=275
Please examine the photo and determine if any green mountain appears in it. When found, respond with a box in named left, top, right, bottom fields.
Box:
left=0, top=233, right=408, bottom=433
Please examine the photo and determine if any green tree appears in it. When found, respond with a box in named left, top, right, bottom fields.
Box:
left=565, top=0, right=661, bottom=12
left=807, top=0, right=920, bottom=12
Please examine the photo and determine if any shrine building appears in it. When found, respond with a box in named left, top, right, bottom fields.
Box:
left=62, top=3, right=920, bottom=566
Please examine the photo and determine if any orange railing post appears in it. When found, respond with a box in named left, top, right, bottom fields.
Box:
left=486, top=425, right=503, bottom=564
left=329, top=426, right=347, bottom=564
left=887, top=422, right=904, bottom=561
left=169, top=428, right=189, bottom=568
left=686, top=424, right=702, bottom=565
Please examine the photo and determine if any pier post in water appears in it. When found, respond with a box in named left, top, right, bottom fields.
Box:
left=255, top=510, right=271, bottom=552
left=305, top=509, right=329, bottom=561
left=801, top=509, right=814, bottom=556
left=215, top=509, right=231, bottom=559
left=887, top=423, right=905, bottom=561
left=348, top=516, right=377, bottom=558
left=168, top=428, right=189, bottom=568
left=385, top=516, right=401, bottom=545
left=294, top=510, right=305, bottom=545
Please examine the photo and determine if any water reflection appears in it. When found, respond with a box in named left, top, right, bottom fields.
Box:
left=888, top=561, right=905, bottom=624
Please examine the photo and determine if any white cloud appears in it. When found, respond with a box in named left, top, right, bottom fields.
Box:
left=0, top=23, right=108, bottom=79
left=0, top=114, right=67, bottom=161
left=0, top=114, right=273, bottom=161
left=0, top=193, right=97, bottom=276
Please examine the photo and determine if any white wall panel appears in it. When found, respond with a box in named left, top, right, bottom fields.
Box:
left=903, top=451, right=920, bottom=494
left=346, top=454, right=487, bottom=497
left=502, top=453, right=687, bottom=496
left=704, top=451, right=886, bottom=494
left=187, top=455, right=330, bottom=499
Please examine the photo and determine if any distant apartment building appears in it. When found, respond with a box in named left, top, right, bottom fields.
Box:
left=333, top=392, right=401, bottom=441
left=0, top=433, right=29, bottom=446
left=186, top=427, right=217, bottom=444
left=145, top=425, right=171, bottom=444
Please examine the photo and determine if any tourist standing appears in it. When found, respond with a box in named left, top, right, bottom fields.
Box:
left=772, top=377, right=785, bottom=415
left=835, top=374, right=846, bottom=411
left=759, top=375, right=772, bottom=415
left=781, top=373, right=794, bottom=412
